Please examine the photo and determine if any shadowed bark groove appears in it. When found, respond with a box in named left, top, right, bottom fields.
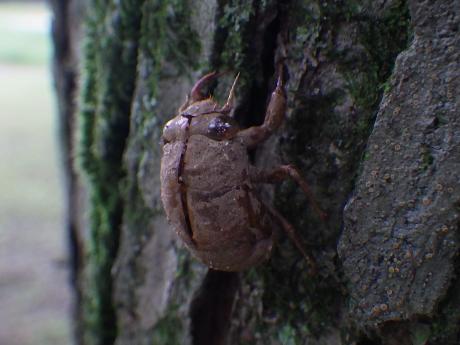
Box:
left=190, top=271, right=239, bottom=345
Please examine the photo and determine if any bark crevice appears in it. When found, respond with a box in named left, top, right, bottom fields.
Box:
left=190, top=271, right=239, bottom=345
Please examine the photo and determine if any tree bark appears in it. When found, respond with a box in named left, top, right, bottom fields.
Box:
left=52, top=1, right=459, bottom=344
left=50, top=1, right=86, bottom=344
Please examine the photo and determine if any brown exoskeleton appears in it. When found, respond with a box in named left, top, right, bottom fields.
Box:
left=160, top=70, right=325, bottom=272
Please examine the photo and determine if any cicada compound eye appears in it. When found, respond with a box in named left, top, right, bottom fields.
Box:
left=206, top=115, right=239, bottom=140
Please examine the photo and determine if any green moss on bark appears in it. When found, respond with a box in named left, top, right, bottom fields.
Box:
left=211, top=0, right=280, bottom=128
left=80, top=0, right=203, bottom=340
left=150, top=305, right=183, bottom=345
left=111, top=1, right=203, bottom=344
left=225, top=1, right=412, bottom=344
left=343, top=0, right=411, bottom=118
left=79, top=1, right=143, bottom=344
left=126, top=0, right=201, bottom=263
left=120, top=0, right=202, bottom=266
left=140, top=0, right=201, bottom=89
left=78, top=0, right=415, bottom=344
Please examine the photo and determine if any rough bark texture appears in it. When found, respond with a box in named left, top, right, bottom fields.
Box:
left=338, top=0, right=460, bottom=342
left=53, top=0, right=459, bottom=344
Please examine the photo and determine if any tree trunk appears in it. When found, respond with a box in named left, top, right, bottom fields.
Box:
left=50, top=0, right=86, bottom=344
left=52, top=1, right=459, bottom=344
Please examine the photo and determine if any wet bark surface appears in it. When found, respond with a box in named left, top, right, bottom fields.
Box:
left=54, top=0, right=460, bottom=344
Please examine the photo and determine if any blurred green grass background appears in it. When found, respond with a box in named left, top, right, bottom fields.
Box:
left=0, top=2, right=71, bottom=345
